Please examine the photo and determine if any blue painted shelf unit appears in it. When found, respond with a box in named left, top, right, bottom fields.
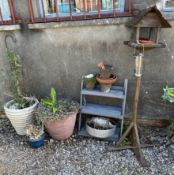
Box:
left=78, top=78, right=128, bottom=141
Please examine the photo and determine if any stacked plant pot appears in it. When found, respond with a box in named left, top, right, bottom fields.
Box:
left=96, top=63, right=117, bottom=93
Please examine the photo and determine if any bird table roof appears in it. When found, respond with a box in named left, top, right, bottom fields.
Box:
left=127, top=6, right=171, bottom=28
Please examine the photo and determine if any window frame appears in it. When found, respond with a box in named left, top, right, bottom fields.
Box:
left=28, top=0, right=132, bottom=23
left=0, top=0, right=19, bottom=25
left=163, top=0, right=174, bottom=12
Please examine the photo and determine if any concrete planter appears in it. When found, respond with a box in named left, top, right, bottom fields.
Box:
left=4, top=97, right=39, bottom=135
left=44, top=112, right=77, bottom=140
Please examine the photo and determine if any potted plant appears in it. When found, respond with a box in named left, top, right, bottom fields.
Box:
left=36, top=87, right=79, bottom=140
left=26, top=124, right=45, bottom=148
left=86, top=117, right=116, bottom=138
left=96, top=62, right=117, bottom=93
left=162, top=85, right=174, bottom=103
left=83, top=74, right=96, bottom=90
left=4, top=40, right=38, bottom=135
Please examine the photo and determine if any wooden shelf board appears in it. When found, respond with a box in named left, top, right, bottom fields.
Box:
left=81, top=103, right=123, bottom=119
left=81, top=86, right=125, bottom=99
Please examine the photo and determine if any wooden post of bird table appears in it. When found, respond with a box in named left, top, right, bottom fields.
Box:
left=117, top=53, right=150, bottom=167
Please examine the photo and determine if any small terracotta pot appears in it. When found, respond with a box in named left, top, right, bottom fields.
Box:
left=44, top=112, right=77, bottom=140
left=96, top=74, right=117, bottom=92
left=96, top=74, right=117, bottom=85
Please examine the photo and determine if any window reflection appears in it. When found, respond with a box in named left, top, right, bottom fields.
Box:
left=38, top=0, right=125, bottom=17
left=0, top=1, right=11, bottom=21
left=163, top=0, right=174, bottom=11
left=165, top=0, right=174, bottom=8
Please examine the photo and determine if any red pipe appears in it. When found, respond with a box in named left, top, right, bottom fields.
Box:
left=98, top=0, right=101, bottom=18
left=83, top=0, right=86, bottom=19
left=28, top=0, right=34, bottom=23
left=56, top=0, right=59, bottom=21
left=0, top=8, right=4, bottom=25
left=8, top=0, right=15, bottom=23
left=128, top=0, right=132, bottom=15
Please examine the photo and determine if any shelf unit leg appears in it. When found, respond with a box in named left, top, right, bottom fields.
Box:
left=120, top=119, right=124, bottom=136
left=78, top=112, right=82, bottom=131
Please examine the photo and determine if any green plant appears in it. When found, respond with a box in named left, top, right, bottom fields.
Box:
left=41, top=87, right=58, bottom=114
left=83, top=76, right=96, bottom=84
left=162, top=85, right=174, bottom=139
left=36, top=87, right=79, bottom=121
left=7, top=50, right=28, bottom=108
left=162, top=86, right=174, bottom=103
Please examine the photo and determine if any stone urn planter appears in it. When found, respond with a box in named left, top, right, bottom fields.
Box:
left=4, top=97, right=39, bottom=135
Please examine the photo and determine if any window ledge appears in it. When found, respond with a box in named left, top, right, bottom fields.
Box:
left=28, top=17, right=132, bottom=30
left=0, top=24, right=20, bottom=32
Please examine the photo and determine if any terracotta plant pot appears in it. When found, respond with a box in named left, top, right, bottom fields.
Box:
left=44, top=112, right=77, bottom=140
left=96, top=74, right=117, bottom=84
left=96, top=74, right=117, bottom=92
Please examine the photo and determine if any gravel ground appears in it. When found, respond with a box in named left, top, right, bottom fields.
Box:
left=0, top=118, right=174, bottom=175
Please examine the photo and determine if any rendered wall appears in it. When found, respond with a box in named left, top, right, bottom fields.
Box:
left=0, top=0, right=173, bottom=119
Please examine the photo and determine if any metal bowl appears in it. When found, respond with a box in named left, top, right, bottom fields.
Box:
left=86, top=117, right=116, bottom=138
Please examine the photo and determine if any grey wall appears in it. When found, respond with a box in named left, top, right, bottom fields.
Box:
left=0, top=0, right=174, bottom=118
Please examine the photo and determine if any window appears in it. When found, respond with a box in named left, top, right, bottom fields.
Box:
left=29, top=0, right=131, bottom=23
left=0, top=0, right=17, bottom=25
left=163, top=0, right=174, bottom=11
left=0, top=1, right=11, bottom=21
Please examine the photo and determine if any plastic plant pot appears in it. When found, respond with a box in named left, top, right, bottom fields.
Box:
left=29, top=134, right=45, bottom=148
